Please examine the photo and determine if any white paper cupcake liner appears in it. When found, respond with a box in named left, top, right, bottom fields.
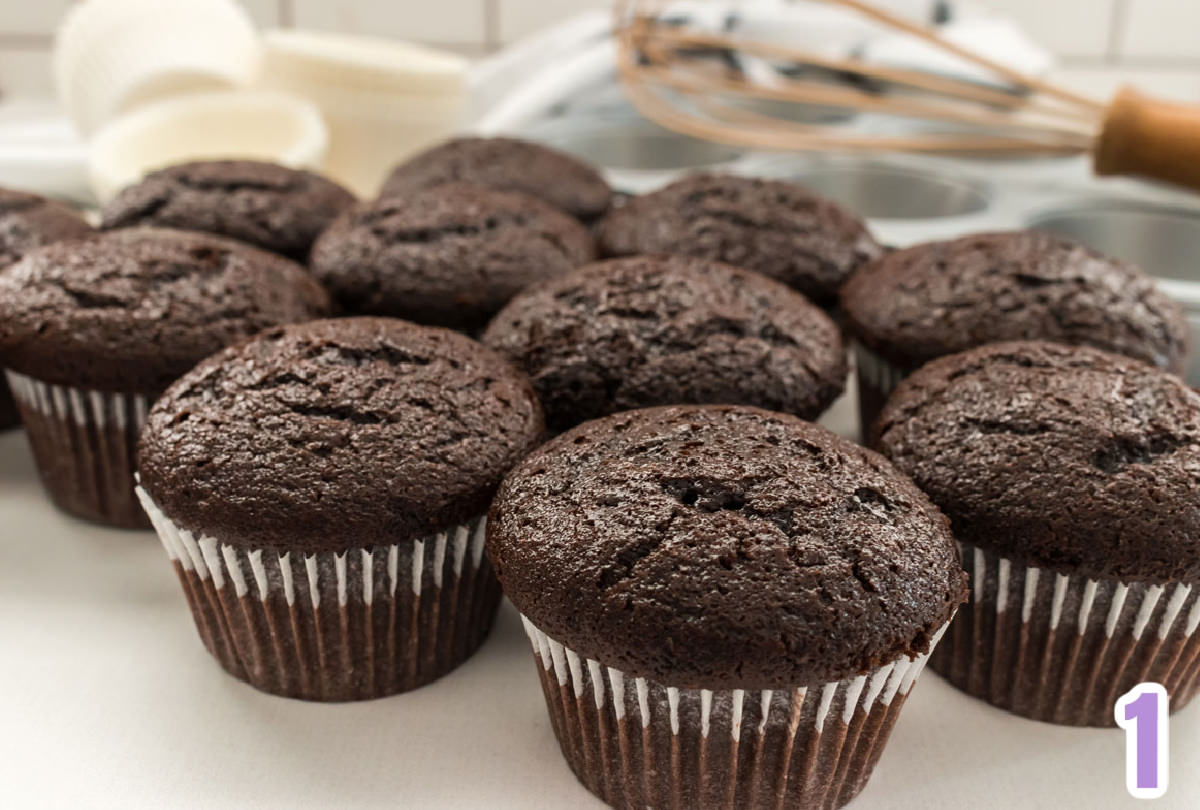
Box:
left=852, top=342, right=908, bottom=441
left=931, top=541, right=1200, bottom=726
left=520, top=615, right=947, bottom=810
left=252, top=79, right=464, bottom=196
left=258, top=29, right=467, bottom=96
left=6, top=370, right=150, bottom=527
left=255, top=32, right=466, bottom=196
left=136, top=489, right=500, bottom=701
left=88, top=90, right=330, bottom=202
left=54, top=0, right=259, bottom=134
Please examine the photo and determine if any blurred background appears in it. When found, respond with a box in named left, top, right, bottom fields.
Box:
left=2, top=0, right=1200, bottom=102
left=7, top=0, right=1200, bottom=379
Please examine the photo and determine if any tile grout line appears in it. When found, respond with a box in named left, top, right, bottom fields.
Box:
left=1106, top=0, right=1130, bottom=64
left=483, top=0, right=500, bottom=52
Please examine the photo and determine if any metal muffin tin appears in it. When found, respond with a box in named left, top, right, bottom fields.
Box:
left=1029, top=201, right=1200, bottom=385
left=523, top=111, right=1200, bottom=386
left=1027, top=201, right=1200, bottom=290
left=785, top=158, right=991, bottom=221
left=527, top=115, right=749, bottom=194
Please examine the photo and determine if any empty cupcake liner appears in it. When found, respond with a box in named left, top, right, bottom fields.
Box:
left=256, top=30, right=465, bottom=197
left=254, top=78, right=464, bottom=196
left=852, top=343, right=907, bottom=441
left=6, top=371, right=150, bottom=528
left=88, top=90, right=330, bottom=202
left=521, top=616, right=947, bottom=810
left=258, top=29, right=468, bottom=96
left=54, top=0, right=259, bottom=134
left=136, top=490, right=501, bottom=701
left=931, top=541, right=1200, bottom=726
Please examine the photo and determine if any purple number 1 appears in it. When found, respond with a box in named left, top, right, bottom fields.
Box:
left=1115, top=682, right=1169, bottom=799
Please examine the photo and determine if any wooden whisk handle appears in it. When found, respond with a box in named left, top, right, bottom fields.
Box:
left=1095, top=87, right=1200, bottom=192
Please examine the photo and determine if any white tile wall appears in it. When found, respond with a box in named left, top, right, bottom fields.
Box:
left=291, top=0, right=488, bottom=45
left=982, top=0, right=1116, bottom=59
left=0, top=2, right=72, bottom=38
left=0, top=48, right=54, bottom=97
left=498, top=0, right=606, bottom=43
left=2, top=0, right=1200, bottom=101
left=240, top=0, right=283, bottom=26
left=1118, top=0, right=1200, bottom=60
left=1053, top=65, right=1200, bottom=103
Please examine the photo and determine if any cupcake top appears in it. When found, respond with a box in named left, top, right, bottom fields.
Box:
left=310, top=183, right=595, bottom=332
left=595, top=174, right=882, bottom=305
left=0, top=187, right=93, bottom=266
left=841, top=231, right=1188, bottom=372
left=0, top=227, right=332, bottom=392
left=379, top=136, right=613, bottom=221
left=99, top=160, right=356, bottom=260
left=138, top=317, right=544, bottom=551
left=488, top=404, right=966, bottom=689
left=873, top=340, right=1200, bottom=583
left=482, top=255, right=848, bottom=432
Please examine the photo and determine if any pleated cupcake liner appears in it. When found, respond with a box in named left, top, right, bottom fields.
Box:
left=6, top=370, right=151, bottom=528
left=852, top=343, right=908, bottom=441
left=520, top=616, right=948, bottom=810
left=136, top=489, right=500, bottom=701
left=55, top=0, right=259, bottom=133
left=931, top=541, right=1200, bottom=726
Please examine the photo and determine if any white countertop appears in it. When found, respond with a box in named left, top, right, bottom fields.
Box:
left=1, top=403, right=1197, bottom=809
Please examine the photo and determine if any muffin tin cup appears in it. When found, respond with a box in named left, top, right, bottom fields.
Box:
left=785, top=162, right=990, bottom=221
left=852, top=343, right=908, bottom=441
left=520, top=616, right=948, bottom=810
left=136, top=491, right=500, bottom=702
left=5, top=371, right=151, bottom=528
left=1027, top=201, right=1200, bottom=387
left=931, top=542, right=1200, bottom=727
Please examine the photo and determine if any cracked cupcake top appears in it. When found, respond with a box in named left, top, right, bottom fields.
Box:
left=0, top=227, right=332, bottom=392
left=873, top=340, right=1200, bottom=582
left=488, top=404, right=966, bottom=689
left=138, top=318, right=545, bottom=551
left=310, top=183, right=595, bottom=332
left=0, top=187, right=93, bottom=268
left=100, top=160, right=356, bottom=261
left=840, top=230, right=1188, bottom=372
left=482, top=255, right=847, bottom=432
left=380, top=136, right=613, bottom=221
left=595, top=174, right=882, bottom=305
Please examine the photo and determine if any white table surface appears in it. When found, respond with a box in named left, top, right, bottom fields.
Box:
left=1, top=386, right=1198, bottom=810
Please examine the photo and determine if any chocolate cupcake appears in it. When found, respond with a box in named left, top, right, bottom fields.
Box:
left=100, top=160, right=356, bottom=260
left=136, top=317, right=543, bottom=701
left=842, top=231, right=1188, bottom=438
left=0, top=227, right=332, bottom=527
left=482, top=255, right=847, bottom=433
left=310, top=183, right=595, bottom=332
left=595, top=174, right=882, bottom=306
left=379, top=136, right=613, bottom=221
left=489, top=404, right=966, bottom=810
left=873, top=340, right=1200, bottom=726
left=0, top=188, right=94, bottom=429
